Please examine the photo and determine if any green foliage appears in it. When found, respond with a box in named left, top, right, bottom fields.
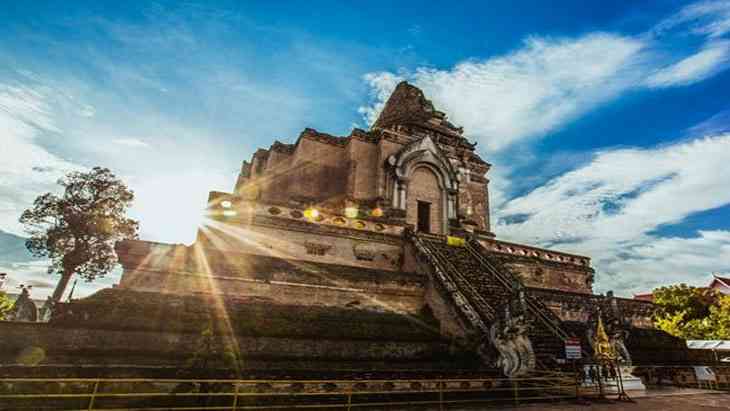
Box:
left=653, top=284, right=730, bottom=340
left=706, top=295, right=730, bottom=339
left=0, top=291, right=13, bottom=320
left=19, top=167, right=139, bottom=299
left=186, top=322, right=238, bottom=373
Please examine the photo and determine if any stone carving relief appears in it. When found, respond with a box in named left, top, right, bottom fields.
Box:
left=458, top=185, right=473, bottom=218
left=483, top=289, right=536, bottom=377
left=381, top=250, right=403, bottom=267
left=352, top=242, right=376, bottom=261
left=7, top=286, right=38, bottom=322
left=487, top=305, right=536, bottom=377
left=304, top=242, right=332, bottom=256
left=39, top=297, right=55, bottom=322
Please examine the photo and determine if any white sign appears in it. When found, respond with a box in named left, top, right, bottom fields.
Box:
left=565, top=337, right=582, bottom=360
left=694, top=366, right=716, bottom=381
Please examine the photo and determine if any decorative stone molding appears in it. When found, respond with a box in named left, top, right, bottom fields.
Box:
left=299, top=128, right=349, bottom=147
left=304, top=242, right=332, bottom=256
left=352, top=242, right=377, bottom=261
left=479, top=238, right=592, bottom=268
left=387, top=135, right=460, bottom=233
left=253, top=215, right=402, bottom=245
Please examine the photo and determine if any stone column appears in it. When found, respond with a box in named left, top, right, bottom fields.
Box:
left=391, top=179, right=399, bottom=208
left=398, top=178, right=409, bottom=210
left=447, top=194, right=456, bottom=219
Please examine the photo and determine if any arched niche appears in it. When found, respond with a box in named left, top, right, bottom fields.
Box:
left=388, top=136, right=459, bottom=234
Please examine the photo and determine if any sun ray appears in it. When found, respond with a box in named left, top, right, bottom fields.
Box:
left=197, top=216, right=440, bottom=334
left=191, top=239, right=243, bottom=376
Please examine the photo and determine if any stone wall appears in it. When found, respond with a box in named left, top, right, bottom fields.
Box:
left=347, top=136, right=379, bottom=200
left=117, top=240, right=425, bottom=314
left=528, top=288, right=655, bottom=328
left=478, top=238, right=594, bottom=294
left=201, top=196, right=407, bottom=269
left=0, top=289, right=475, bottom=370
left=0, top=322, right=453, bottom=369
left=460, top=180, right=489, bottom=232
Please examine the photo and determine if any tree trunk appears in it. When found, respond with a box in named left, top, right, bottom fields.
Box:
left=51, top=269, right=73, bottom=303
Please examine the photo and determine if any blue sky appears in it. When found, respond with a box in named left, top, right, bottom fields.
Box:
left=1, top=0, right=730, bottom=298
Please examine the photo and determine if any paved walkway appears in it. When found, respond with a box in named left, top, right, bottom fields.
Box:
left=513, top=392, right=730, bottom=410
left=438, top=389, right=728, bottom=410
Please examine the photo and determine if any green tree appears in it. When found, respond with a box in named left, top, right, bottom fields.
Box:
left=0, top=291, right=13, bottom=320
left=183, top=322, right=239, bottom=406
left=706, top=295, right=730, bottom=340
left=19, top=167, right=139, bottom=303
left=653, top=284, right=729, bottom=339
left=186, top=323, right=238, bottom=372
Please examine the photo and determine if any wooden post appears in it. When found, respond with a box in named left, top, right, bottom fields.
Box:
left=439, top=380, right=444, bottom=411
left=574, top=361, right=580, bottom=401
left=597, top=366, right=605, bottom=399
left=346, top=382, right=352, bottom=411
left=87, top=379, right=99, bottom=411
left=231, top=382, right=239, bottom=411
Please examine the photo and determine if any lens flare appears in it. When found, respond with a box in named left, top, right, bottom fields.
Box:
left=344, top=207, right=358, bottom=219
left=303, top=208, right=319, bottom=220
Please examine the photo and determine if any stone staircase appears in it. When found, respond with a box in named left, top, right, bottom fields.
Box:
left=410, top=232, right=573, bottom=371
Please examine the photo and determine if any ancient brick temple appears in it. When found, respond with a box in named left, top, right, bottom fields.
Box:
left=4, top=82, right=697, bottom=378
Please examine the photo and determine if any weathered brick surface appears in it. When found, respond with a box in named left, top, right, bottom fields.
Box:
left=117, top=238, right=424, bottom=313
left=347, top=138, right=378, bottom=199
left=0, top=322, right=453, bottom=367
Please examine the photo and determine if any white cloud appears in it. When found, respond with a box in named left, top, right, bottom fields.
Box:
left=647, top=40, right=730, bottom=87
left=360, top=2, right=730, bottom=154
left=0, top=83, right=81, bottom=236
left=688, top=108, right=730, bottom=135
left=496, top=134, right=730, bottom=296
left=600, top=230, right=730, bottom=295
left=358, top=1, right=730, bottom=220
left=358, top=72, right=405, bottom=126
left=112, top=138, right=150, bottom=148
left=78, top=104, right=96, bottom=117
left=655, top=0, right=730, bottom=39
left=362, top=34, right=647, bottom=153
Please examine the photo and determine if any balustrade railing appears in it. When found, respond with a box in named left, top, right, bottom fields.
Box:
left=410, top=234, right=490, bottom=333
left=465, top=238, right=571, bottom=343
left=0, top=373, right=580, bottom=411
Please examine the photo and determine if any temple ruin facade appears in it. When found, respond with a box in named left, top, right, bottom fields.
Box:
left=2, top=82, right=703, bottom=379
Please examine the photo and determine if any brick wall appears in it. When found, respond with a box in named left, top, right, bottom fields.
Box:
left=347, top=138, right=379, bottom=200
left=0, top=321, right=452, bottom=368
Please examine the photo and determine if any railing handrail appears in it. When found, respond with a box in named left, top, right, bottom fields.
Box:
left=465, top=238, right=571, bottom=343
left=410, top=233, right=490, bottom=333
left=0, top=372, right=582, bottom=411
left=421, top=236, right=497, bottom=322
left=0, top=375, right=575, bottom=384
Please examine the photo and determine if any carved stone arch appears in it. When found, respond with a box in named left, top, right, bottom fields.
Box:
left=389, top=136, right=459, bottom=233
left=393, top=136, right=457, bottom=189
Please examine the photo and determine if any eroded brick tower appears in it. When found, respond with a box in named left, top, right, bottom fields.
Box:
left=47, top=82, right=667, bottom=375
